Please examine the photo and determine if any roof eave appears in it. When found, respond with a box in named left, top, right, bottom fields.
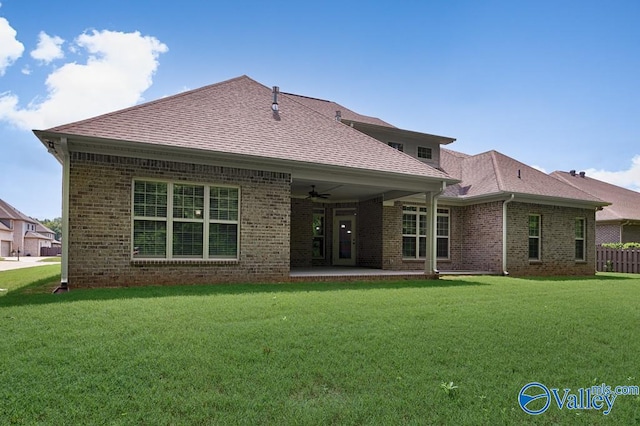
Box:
left=344, top=120, right=456, bottom=145
left=440, top=191, right=610, bottom=209
left=39, top=132, right=458, bottom=192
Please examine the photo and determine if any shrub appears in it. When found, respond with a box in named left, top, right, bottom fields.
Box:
left=601, top=242, right=640, bottom=250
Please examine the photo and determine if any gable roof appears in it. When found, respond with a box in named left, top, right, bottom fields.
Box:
left=36, top=223, right=55, bottom=235
left=36, top=75, right=452, bottom=182
left=440, top=149, right=606, bottom=206
left=0, top=198, right=36, bottom=223
left=550, top=171, right=640, bottom=221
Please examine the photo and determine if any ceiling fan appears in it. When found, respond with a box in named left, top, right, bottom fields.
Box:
left=307, top=185, right=330, bottom=200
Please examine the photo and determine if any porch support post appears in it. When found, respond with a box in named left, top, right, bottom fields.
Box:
left=425, top=182, right=447, bottom=276
left=424, top=191, right=436, bottom=275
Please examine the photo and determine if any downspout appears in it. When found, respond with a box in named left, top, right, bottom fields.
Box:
left=429, top=181, right=447, bottom=276
left=54, top=137, right=70, bottom=293
left=621, top=220, right=631, bottom=243
left=502, top=194, right=515, bottom=275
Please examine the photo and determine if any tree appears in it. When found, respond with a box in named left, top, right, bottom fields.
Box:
left=39, top=217, right=62, bottom=241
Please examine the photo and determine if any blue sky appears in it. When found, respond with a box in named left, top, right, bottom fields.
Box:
left=1, top=0, right=639, bottom=219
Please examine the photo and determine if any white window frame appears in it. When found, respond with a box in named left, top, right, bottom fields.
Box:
left=436, top=208, right=450, bottom=260
left=575, top=217, right=586, bottom=261
left=131, top=179, right=240, bottom=261
left=402, top=205, right=428, bottom=259
left=528, top=214, right=541, bottom=261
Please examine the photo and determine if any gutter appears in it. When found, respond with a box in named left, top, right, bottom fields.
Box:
left=502, top=194, right=515, bottom=275
left=53, top=138, right=70, bottom=293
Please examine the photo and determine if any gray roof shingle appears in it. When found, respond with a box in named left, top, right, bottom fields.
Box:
left=441, top=149, right=606, bottom=204
left=42, top=75, right=451, bottom=181
left=551, top=171, right=640, bottom=221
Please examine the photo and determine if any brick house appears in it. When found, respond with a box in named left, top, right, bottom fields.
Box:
left=551, top=170, right=640, bottom=244
left=33, top=75, right=607, bottom=288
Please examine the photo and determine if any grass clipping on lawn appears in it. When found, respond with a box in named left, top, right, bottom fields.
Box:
left=0, top=269, right=639, bottom=424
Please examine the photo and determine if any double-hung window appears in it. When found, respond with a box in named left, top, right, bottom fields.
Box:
left=436, top=208, right=450, bottom=259
left=133, top=180, right=239, bottom=260
left=403, top=206, right=427, bottom=258
left=575, top=218, right=586, bottom=261
left=528, top=214, right=541, bottom=260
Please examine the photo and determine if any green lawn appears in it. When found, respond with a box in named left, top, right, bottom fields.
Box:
left=1, top=268, right=639, bottom=424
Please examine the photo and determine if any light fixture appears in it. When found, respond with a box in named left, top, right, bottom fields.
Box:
left=46, top=140, right=56, bottom=154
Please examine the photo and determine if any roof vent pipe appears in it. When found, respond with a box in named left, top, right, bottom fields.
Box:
left=579, top=171, right=586, bottom=178
left=570, top=170, right=576, bottom=176
left=335, top=110, right=341, bottom=122
left=271, top=86, right=279, bottom=112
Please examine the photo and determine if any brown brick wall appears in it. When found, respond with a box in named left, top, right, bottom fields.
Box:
left=290, top=199, right=313, bottom=267
left=506, top=202, right=596, bottom=276
left=357, top=197, right=383, bottom=268
left=622, top=224, right=640, bottom=243
left=442, top=202, right=503, bottom=272
left=68, top=153, right=291, bottom=287
left=597, top=224, right=621, bottom=244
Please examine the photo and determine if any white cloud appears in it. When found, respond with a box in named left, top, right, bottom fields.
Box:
left=0, top=16, right=24, bottom=76
left=30, top=31, right=64, bottom=63
left=585, top=155, right=640, bottom=192
left=0, top=29, right=168, bottom=130
left=530, top=165, right=547, bottom=173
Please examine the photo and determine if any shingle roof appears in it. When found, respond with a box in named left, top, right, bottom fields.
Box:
left=36, top=223, right=55, bottom=234
left=41, top=75, right=451, bottom=181
left=440, top=149, right=605, bottom=204
left=24, top=231, right=52, bottom=240
left=551, top=171, right=640, bottom=221
left=0, top=199, right=36, bottom=222
left=284, top=93, right=395, bottom=127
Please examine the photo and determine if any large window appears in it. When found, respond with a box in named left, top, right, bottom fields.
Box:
left=575, top=218, right=586, bottom=261
left=528, top=214, right=541, bottom=260
left=133, top=180, right=239, bottom=260
left=436, top=208, right=450, bottom=259
left=312, top=208, right=325, bottom=259
left=403, top=206, right=427, bottom=258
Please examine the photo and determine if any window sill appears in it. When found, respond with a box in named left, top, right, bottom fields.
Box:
left=529, top=260, right=542, bottom=265
left=575, top=260, right=587, bottom=264
left=131, top=258, right=239, bottom=266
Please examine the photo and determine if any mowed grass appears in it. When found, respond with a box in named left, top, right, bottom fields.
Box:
left=1, top=268, right=639, bottom=425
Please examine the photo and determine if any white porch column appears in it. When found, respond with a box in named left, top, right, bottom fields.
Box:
left=425, top=182, right=447, bottom=276
left=424, top=191, right=436, bottom=275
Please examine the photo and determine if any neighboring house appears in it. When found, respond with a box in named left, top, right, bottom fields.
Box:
left=0, top=221, right=12, bottom=257
left=551, top=170, right=640, bottom=244
left=33, top=75, right=607, bottom=288
left=0, top=198, right=60, bottom=256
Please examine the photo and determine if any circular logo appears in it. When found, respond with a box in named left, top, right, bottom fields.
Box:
left=519, top=382, right=551, bottom=415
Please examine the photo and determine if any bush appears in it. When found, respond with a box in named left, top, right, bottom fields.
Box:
left=601, top=242, right=640, bottom=250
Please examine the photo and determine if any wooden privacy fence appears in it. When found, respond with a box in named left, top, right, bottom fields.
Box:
left=40, top=246, right=62, bottom=257
left=596, top=247, right=640, bottom=273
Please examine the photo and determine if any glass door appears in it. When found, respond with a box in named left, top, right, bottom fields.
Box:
left=333, top=215, right=356, bottom=266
